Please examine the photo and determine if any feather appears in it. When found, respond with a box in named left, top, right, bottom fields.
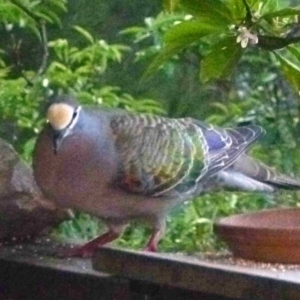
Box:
left=216, top=170, right=274, bottom=192
left=109, top=112, right=272, bottom=197
left=230, top=154, right=300, bottom=190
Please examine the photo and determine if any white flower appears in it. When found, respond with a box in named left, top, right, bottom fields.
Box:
left=184, top=14, right=193, bottom=21
left=236, top=27, right=258, bottom=48
left=173, top=20, right=182, bottom=25
left=42, top=78, right=49, bottom=87
left=5, top=23, right=13, bottom=31
left=145, top=17, right=153, bottom=27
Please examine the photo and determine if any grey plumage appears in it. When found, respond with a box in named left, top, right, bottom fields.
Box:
left=33, top=95, right=300, bottom=257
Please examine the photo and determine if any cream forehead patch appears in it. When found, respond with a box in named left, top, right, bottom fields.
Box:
left=47, top=103, right=74, bottom=130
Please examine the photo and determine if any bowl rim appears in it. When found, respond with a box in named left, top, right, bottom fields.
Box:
left=214, top=207, right=300, bottom=232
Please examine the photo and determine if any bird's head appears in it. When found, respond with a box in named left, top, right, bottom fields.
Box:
left=46, top=95, right=82, bottom=155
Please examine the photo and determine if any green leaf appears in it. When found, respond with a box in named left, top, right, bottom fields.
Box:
left=247, top=0, right=262, bottom=9
left=143, top=44, right=183, bottom=78
left=39, top=8, right=62, bottom=25
left=273, top=52, right=300, bottom=93
left=73, top=26, right=94, bottom=44
left=145, top=20, right=225, bottom=77
left=226, top=0, right=246, bottom=20
left=34, top=11, right=55, bottom=23
left=180, top=0, right=233, bottom=27
left=288, top=46, right=300, bottom=61
left=163, top=0, right=180, bottom=12
left=210, top=102, right=229, bottom=115
left=200, top=37, right=243, bottom=82
left=260, top=0, right=278, bottom=14
left=45, top=0, right=67, bottom=13
left=164, top=20, right=225, bottom=44
left=260, top=8, right=300, bottom=20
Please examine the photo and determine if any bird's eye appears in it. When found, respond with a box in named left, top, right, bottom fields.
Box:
left=68, top=106, right=82, bottom=130
left=72, top=107, right=80, bottom=120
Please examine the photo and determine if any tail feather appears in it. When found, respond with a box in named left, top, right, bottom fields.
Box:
left=217, top=170, right=275, bottom=192
left=229, top=154, right=300, bottom=190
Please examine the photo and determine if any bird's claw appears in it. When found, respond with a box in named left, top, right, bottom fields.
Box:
left=57, top=245, right=96, bottom=258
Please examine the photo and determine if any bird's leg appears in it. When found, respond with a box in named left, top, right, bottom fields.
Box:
left=144, top=225, right=165, bottom=252
left=58, top=225, right=126, bottom=258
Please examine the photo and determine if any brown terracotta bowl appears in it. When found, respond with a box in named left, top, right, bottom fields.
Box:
left=214, top=208, right=300, bottom=264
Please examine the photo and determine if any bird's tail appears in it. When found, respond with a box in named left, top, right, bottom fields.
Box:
left=218, top=154, right=300, bottom=192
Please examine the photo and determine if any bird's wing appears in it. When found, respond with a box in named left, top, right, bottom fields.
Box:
left=110, top=112, right=264, bottom=197
left=196, top=121, right=265, bottom=178
left=110, top=113, right=208, bottom=196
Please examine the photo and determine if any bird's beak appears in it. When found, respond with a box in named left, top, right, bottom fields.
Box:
left=53, top=130, right=65, bottom=155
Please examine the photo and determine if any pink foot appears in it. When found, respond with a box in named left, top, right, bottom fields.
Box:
left=144, top=227, right=164, bottom=252
left=144, top=243, right=158, bottom=252
left=57, top=230, right=121, bottom=258
left=58, top=244, right=96, bottom=258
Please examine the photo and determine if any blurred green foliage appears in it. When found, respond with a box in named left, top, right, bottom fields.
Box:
left=1, top=0, right=300, bottom=253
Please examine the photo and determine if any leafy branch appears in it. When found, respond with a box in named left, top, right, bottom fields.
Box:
left=22, top=20, right=49, bottom=86
left=144, top=0, right=300, bottom=93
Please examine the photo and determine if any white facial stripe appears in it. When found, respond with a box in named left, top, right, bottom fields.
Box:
left=68, top=106, right=82, bottom=130
left=61, top=106, right=82, bottom=141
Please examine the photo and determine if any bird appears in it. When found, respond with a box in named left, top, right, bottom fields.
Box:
left=33, top=95, right=300, bottom=257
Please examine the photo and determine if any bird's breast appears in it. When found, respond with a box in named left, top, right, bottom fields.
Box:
left=33, top=128, right=118, bottom=210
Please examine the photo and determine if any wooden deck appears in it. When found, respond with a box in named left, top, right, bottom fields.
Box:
left=0, top=239, right=299, bottom=299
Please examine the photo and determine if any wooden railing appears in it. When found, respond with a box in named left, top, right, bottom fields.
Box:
left=0, top=239, right=299, bottom=299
